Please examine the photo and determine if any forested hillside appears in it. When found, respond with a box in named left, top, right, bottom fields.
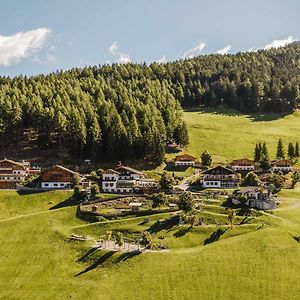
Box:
left=0, top=43, right=299, bottom=163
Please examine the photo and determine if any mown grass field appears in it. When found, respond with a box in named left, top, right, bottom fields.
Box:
left=176, top=108, right=300, bottom=164
left=1, top=186, right=300, bottom=299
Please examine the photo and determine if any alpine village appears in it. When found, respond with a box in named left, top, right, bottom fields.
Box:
left=1, top=15, right=300, bottom=299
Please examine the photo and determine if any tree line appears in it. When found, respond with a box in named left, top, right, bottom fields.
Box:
left=0, top=42, right=299, bottom=163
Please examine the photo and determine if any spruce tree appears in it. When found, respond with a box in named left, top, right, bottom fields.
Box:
left=295, top=142, right=300, bottom=157
left=276, top=139, right=285, bottom=159
left=288, top=142, right=295, bottom=159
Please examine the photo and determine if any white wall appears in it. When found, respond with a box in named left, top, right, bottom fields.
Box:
left=41, top=182, right=71, bottom=189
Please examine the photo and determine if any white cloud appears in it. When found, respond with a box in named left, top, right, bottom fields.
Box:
left=182, top=42, right=205, bottom=59
left=263, top=36, right=295, bottom=50
left=248, top=36, right=296, bottom=52
left=0, top=28, right=51, bottom=66
left=216, top=45, right=231, bottom=55
left=108, top=41, right=131, bottom=64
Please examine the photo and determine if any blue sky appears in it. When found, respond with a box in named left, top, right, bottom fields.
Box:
left=0, top=0, right=299, bottom=76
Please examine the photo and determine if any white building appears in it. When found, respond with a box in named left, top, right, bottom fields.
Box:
left=232, top=186, right=278, bottom=210
left=201, top=165, right=240, bottom=189
left=102, top=166, right=158, bottom=194
left=230, top=158, right=255, bottom=171
left=270, top=160, right=293, bottom=173
left=174, top=154, right=196, bottom=166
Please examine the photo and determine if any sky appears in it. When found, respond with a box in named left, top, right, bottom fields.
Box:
left=0, top=0, right=299, bottom=77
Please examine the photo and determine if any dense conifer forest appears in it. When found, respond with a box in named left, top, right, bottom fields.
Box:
left=0, top=43, right=299, bottom=163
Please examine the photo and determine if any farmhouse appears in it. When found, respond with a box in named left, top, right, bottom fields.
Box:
left=232, top=186, right=278, bottom=210
left=174, top=154, right=196, bottom=166
left=230, top=158, right=255, bottom=171
left=102, top=165, right=158, bottom=193
left=270, top=159, right=293, bottom=173
left=40, top=165, right=81, bottom=189
left=0, top=158, right=40, bottom=189
left=201, top=165, right=240, bottom=189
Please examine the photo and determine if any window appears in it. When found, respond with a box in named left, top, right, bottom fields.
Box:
left=54, top=183, right=58, bottom=187
left=45, top=183, right=49, bottom=187
left=60, top=183, right=64, bottom=186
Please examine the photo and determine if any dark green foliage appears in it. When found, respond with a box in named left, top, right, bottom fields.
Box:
left=254, top=142, right=262, bottom=162
left=291, top=171, right=300, bottom=188
left=159, top=172, right=174, bottom=190
left=178, top=192, right=194, bottom=213
left=259, top=154, right=271, bottom=171
left=268, top=173, right=284, bottom=190
left=243, top=172, right=260, bottom=186
left=152, top=192, right=168, bottom=208
left=276, top=138, right=285, bottom=159
left=91, top=184, right=99, bottom=197
left=71, top=174, right=81, bottom=188
left=288, top=142, right=295, bottom=159
left=201, top=150, right=212, bottom=166
left=0, top=64, right=187, bottom=164
left=295, top=142, right=299, bottom=157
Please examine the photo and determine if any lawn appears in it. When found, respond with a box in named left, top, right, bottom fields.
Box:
left=1, top=186, right=300, bottom=299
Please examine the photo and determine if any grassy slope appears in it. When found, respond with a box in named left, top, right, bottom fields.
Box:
left=1, top=187, right=300, bottom=299
left=179, top=108, right=300, bottom=164
left=2, top=109, right=300, bottom=299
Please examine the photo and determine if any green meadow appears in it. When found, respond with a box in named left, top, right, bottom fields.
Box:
left=180, top=108, right=300, bottom=164
left=1, top=186, right=300, bottom=299
left=2, top=110, right=300, bottom=299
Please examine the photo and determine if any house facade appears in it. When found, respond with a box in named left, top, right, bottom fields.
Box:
left=201, top=165, right=240, bottom=189
left=230, top=158, right=255, bottom=171
left=174, top=154, right=196, bottom=166
left=270, top=159, right=293, bottom=173
left=0, top=159, right=39, bottom=189
left=41, top=165, right=80, bottom=189
left=232, top=186, right=278, bottom=210
left=102, top=166, right=158, bottom=193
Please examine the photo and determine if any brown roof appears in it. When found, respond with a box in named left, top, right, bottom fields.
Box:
left=202, top=165, right=237, bottom=175
left=0, top=158, right=30, bottom=169
left=103, top=169, right=121, bottom=175
left=271, top=159, right=292, bottom=167
left=174, top=154, right=196, bottom=161
left=115, top=166, right=145, bottom=176
left=230, top=158, right=254, bottom=165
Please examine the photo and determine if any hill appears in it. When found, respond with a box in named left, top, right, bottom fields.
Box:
left=1, top=188, right=300, bottom=299
left=1, top=43, right=300, bottom=164
left=179, top=108, right=300, bottom=164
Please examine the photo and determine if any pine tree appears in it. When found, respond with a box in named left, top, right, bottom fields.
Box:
left=295, top=142, right=300, bottom=157
left=254, top=143, right=262, bottom=162
left=201, top=150, right=212, bottom=166
left=276, top=139, right=285, bottom=159
left=288, top=142, right=295, bottom=159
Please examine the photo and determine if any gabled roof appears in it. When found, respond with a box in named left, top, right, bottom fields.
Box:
left=174, top=154, right=196, bottom=161
left=230, top=158, right=255, bottom=165
left=271, top=159, right=292, bottom=166
left=43, top=165, right=81, bottom=176
left=115, top=166, right=145, bottom=175
left=103, top=169, right=121, bottom=175
left=0, top=158, right=30, bottom=169
left=202, top=165, right=237, bottom=175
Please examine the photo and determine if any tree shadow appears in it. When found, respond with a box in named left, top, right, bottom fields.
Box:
left=204, top=228, right=228, bottom=245
left=115, top=250, right=141, bottom=263
left=147, top=216, right=180, bottom=234
left=173, top=226, right=192, bottom=238
left=77, top=247, right=100, bottom=262
left=49, top=196, right=78, bottom=210
left=17, top=189, right=48, bottom=196
left=75, top=251, right=116, bottom=277
left=164, top=163, right=190, bottom=172
left=247, top=112, right=290, bottom=122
